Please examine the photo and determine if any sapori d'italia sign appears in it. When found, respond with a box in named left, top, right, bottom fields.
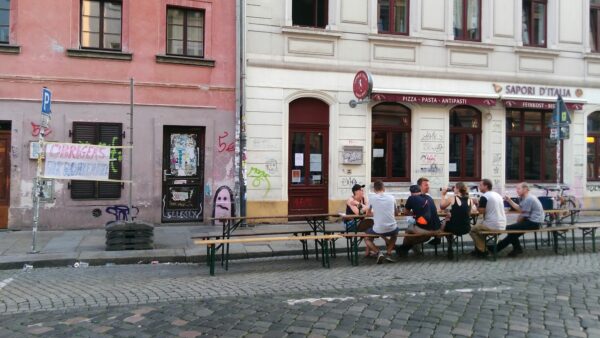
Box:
left=43, top=143, right=112, bottom=181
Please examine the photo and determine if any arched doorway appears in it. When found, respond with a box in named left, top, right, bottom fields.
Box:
left=288, top=98, right=329, bottom=215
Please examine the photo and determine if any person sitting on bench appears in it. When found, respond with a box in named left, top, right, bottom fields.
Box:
left=469, top=178, right=506, bottom=257
left=439, top=182, right=473, bottom=260
left=495, top=182, right=545, bottom=257
left=396, top=177, right=441, bottom=256
left=345, top=183, right=374, bottom=257
left=365, top=180, right=399, bottom=264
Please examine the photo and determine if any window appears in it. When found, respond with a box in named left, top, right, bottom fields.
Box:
left=522, top=0, right=546, bottom=47
left=371, top=103, right=411, bottom=181
left=0, top=0, right=9, bottom=44
left=71, top=122, right=123, bottom=199
left=449, top=106, right=481, bottom=180
left=80, top=0, right=122, bottom=50
left=453, top=0, right=480, bottom=41
left=587, top=112, right=600, bottom=181
left=591, top=0, right=600, bottom=52
left=378, top=0, right=409, bottom=35
left=506, top=110, right=560, bottom=182
left=167, top=7, right=205, bottom=57
left=292, top=0, right=328, bottom=28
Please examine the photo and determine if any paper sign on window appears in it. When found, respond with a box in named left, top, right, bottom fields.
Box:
left=291, top=169, right=301, bottom=183
left=449, top=163, right=457, bottom=172
left=294, top=153, right=304, bottom=166
left=310, top=154, right=321, bottom=172
left=373, top=149, right=384, bottom=158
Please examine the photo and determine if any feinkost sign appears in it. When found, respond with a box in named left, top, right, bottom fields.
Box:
left=44, top=143, right=112, bottom=180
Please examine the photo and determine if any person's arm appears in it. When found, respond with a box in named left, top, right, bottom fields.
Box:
left=504, top=195, right=521, bottom=212
left=347, top=197, right=360, bottom=215
left=439, top=188, right=453, bottom=209
left=394, top=200, right=399, bottom=217
left=477, top=196, right=487, bottom=215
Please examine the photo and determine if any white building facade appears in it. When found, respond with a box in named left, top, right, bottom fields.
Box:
left=244, top=0, right=600, bottom=217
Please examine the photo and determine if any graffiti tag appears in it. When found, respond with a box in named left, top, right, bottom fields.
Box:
left=587, top=185, right=600, bottom=192
left=248, top=167, right=271, bottom=196
left=31, top=122, right=52, bottom=137
left=341, top=177, right=359, bottom=187
left=265, top=159, right=278, bottom=175
left=218, top=131, right=235, bottom=152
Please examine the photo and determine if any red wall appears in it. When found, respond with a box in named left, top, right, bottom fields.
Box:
left=0, top=0, right=236, bottom=110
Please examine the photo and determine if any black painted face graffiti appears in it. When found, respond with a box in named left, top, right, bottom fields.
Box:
left=212, top=186, right=234, bottom=222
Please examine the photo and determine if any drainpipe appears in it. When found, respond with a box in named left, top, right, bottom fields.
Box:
left=235, top=0, right=247, bottom=218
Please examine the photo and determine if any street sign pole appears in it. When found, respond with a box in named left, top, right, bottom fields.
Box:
left=31, top=88, right=52, bottom=254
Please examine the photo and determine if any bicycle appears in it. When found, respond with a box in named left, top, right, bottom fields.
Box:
left=533, top=184, right=580, bottom=225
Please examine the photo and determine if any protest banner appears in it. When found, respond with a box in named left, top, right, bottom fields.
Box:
left=44, top=143, right=112, bottom=181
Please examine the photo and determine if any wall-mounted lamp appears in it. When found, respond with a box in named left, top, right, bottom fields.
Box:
left=349, top=99, right=370, bottom=108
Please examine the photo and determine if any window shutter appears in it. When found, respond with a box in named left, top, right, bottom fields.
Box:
left=98, top=124, right=122, bottom=199
left=70, top=122, right=123, bottom=199
left=71, top=122, right=98, bottom=199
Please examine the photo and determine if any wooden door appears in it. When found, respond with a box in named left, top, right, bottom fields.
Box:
left=0, top=132, right=10, bottom=228
left=161, top=126, right=205, bottom=223
left=288, top=98, right=329, bottom=215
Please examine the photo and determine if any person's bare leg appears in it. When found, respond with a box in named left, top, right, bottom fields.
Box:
left=364, top=238, right=380, bottom=254
left=386, top=235, right=397, bottom=255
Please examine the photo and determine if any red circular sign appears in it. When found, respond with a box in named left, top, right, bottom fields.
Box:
left=353, top=70, right=372, bottom=100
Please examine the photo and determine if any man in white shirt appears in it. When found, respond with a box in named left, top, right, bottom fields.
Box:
left=469, top=179, right=507, bottom=257
left=365, top=180, right=399, bottom=264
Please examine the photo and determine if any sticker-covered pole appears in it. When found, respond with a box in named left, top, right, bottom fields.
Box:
left=32, top=88, right=52, bottom=253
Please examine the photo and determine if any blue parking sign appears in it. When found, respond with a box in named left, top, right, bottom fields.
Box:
left=41, top=88, right=52, bottom=115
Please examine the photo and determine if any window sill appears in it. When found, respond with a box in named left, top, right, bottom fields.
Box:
left=444, top=40, right=495, bottom=51
left=0, top=44, right=21, bottom=54
left=368, top=34, right=423, bottom=45
left=584, top=52, right=600, bottom=60
left=155, top=54, right=215, bottom=67
left=66, top=48, right=133, bottom=61
left=281, top=26, right=343, bottom=38
left=514, top=46, right=560, bottom=57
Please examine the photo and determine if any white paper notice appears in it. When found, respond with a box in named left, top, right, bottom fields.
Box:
left=294, top=153, right=304, bottom=166
left=373, top=149, right=384, bottom=158
left=449, top=163, right=457, bottom=172
left=310, top=154, right=321, bottom=172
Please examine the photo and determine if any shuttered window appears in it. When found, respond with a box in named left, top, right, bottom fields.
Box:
left=71, top=122, right=123, bottom=199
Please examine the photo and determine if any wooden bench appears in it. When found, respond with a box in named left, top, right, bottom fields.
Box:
left=480, top=225, right=584, bottom=260
left=195, top=234, right=342, bottom=275
left=341, top=231, right=462, bottom=265
left=209, top=214, right=342, bottom=269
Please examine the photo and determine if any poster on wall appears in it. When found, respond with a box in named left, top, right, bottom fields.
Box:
left=43, top=143, right=111, bottom=180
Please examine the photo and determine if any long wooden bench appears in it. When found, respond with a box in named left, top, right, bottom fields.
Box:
left=195, top=234, right=342, bottom=275
left=479, top=224, right=600, bottom=260
left=341, top=231, right=462, bottom=265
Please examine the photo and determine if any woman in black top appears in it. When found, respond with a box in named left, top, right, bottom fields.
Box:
left=440, top=182, right=473, bottom=259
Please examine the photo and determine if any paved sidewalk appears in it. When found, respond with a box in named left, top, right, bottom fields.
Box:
left=0, top=222, right=351, bottom=270
left=0, top=214, right=598, bottom=270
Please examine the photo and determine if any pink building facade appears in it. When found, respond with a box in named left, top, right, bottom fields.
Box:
left=0, top=0, right=237, bottom=229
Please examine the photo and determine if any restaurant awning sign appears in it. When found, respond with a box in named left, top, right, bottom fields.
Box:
left=43, top=143, right=111, bottom=181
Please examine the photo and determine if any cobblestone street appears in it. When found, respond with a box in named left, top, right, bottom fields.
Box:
left=0, top=249, right=600, bottom=337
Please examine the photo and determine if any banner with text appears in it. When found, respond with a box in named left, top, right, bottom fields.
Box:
left=44, top=143, right=111, bottom=180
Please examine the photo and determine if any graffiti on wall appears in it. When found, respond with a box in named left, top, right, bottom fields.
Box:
left=265, top=159, right=278, bottom=175
left=248, top=167, right=271, bottom=197
left=31, top=122, right=52, bottom=137
left=217, top=131, right=235, bottom=153
left=212, top=186, right=235, bottom=224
